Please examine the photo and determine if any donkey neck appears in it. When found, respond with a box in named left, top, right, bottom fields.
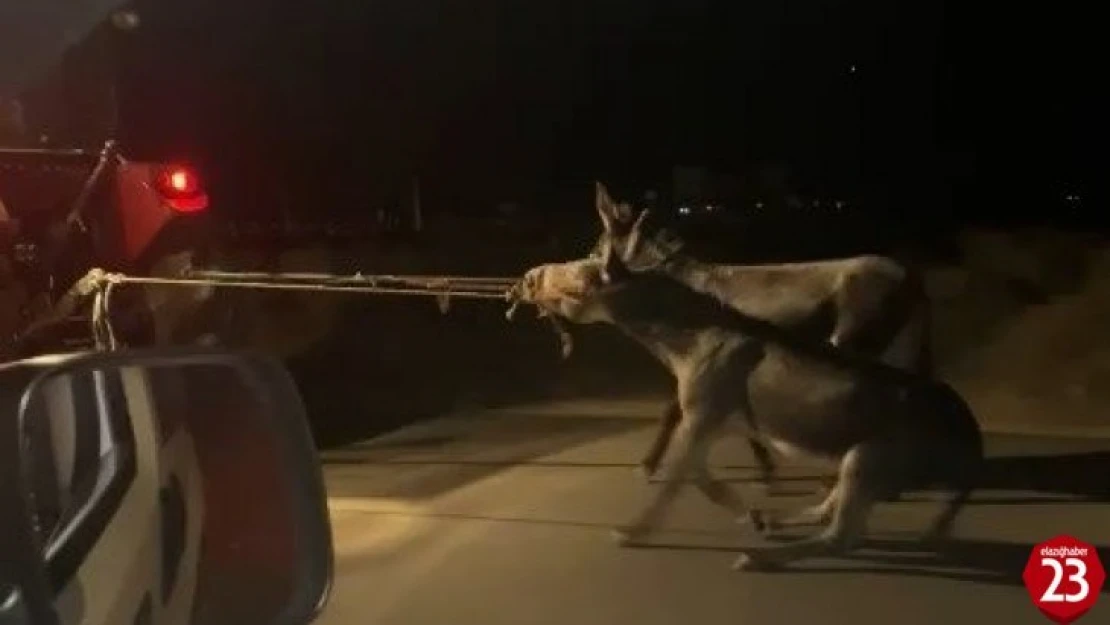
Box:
left=617, top=320, right=739, bottom=374
left=601, top=272, right=921, bottom=388
left=599, top=273, right=747, bottom=371
left=660, top=253, right=716, bottom=294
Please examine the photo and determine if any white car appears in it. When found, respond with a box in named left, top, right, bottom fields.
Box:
left=1, top=348, right=333, bottom=625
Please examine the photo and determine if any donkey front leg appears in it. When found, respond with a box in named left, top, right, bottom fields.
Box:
left=641, top=399, right=779, bottom=494
left=749, top=438, right=782, bottom=495
left=614, top=416, right=720, bottom=546
left=638, top=399, right=682, bottom=480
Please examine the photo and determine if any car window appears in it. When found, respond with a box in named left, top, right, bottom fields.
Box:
left=22, top=368, right=136, bottom=576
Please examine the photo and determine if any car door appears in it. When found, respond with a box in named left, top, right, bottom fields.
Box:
left=22, top=365, right=204, bottom=625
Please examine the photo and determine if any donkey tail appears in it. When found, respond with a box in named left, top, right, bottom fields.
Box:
left=923, top=382, right=984, bottom=540
left=886, top=261, right=935, bottom=377
left=914, top=288, right=935, bottom=378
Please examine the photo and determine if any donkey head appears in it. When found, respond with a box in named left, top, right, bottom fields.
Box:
left=589, top=182, right=686, bottom=271
left=511, top=238, right=636, bottom=325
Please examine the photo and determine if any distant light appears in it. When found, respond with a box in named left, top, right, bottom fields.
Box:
left=705, top=204, right=716, bottom=212
left=848, top=65, right=858, bottom=74
left=755, top=202, right=764, bottom=209
left=1065, top=194, right=1081, bottom=202
left=678, top=206, right=691, bottom=215
left=835, top=200, right=846, bottom=209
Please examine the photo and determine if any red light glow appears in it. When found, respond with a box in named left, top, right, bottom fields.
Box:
left=159, top=166, right=200, bottom=195
left=154, top=165, right=208, bottom=213
left=169, top=170, right=191, bottom=192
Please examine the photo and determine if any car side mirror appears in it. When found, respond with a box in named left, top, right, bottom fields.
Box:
left=0, top=347, right=333, bottom=625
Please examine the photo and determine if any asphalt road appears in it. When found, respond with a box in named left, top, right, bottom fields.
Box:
left=314, top=397, right=1110, bottom=625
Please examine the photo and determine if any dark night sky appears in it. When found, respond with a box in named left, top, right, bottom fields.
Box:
left=114, top=0, right=1097, bottom=220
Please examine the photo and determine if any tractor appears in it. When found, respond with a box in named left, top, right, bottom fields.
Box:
left=1, top=5, right=216, bottom=359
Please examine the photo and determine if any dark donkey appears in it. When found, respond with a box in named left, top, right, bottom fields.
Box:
left=588, top=183, right=932, bottom=489
left=509, top=246, right=982, bottom=570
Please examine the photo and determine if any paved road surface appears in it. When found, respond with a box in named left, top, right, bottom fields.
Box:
left=315, top=398, right=1110, bottom=625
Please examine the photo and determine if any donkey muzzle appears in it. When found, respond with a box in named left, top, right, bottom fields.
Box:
left=509, top=269, right=543, bottom=302
left=505, top=268, right=543, bottom=320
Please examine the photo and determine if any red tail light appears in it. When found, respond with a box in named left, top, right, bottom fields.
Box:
left=153, top=164, right=209, bottom=213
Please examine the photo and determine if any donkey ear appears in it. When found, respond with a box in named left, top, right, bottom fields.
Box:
left=630, top=207, right=651, bottom=233
left=622, top=207, right=650, bottom=258
left=594, top=181, right=618, bottom=232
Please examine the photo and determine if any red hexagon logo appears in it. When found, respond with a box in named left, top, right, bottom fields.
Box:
left=1023, top=535, right=1105, bottom=624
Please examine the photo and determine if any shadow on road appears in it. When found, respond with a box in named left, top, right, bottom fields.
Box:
left=327, top=508, right=732, bottom=538
left=887, top=450, right=1110, bottom=506
left=322, top=415, right=1110, bottom=505
left=322, top=415, right=644, bottom=500
left=976, top=451, right=1110, bottom=502
left=643, top=448, right=1110, bottom=504
left=635, top=448, right=1110, bottom=588
left=630, top=536, right=1110, bottom=591
left=287, top=299, right=667, bottom=450
left=822, top=538, right=1110, bottom=592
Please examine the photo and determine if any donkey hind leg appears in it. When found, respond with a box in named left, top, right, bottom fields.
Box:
left=748, top=438, right=781, bottom=495
left=921, top=454, right=981, bottom=544
left=924, top=406, right=984, bottom=544
left=639, top=399, right=682, bottom=481
left=762, top=483, right=840, bottom=536
left=692, top=465, right=763, bottom=532
left=613, top=422, right=718, bottom=547
left=921, top=484, right=973, bottom=546
left=733, top=445, right=882, bottom=571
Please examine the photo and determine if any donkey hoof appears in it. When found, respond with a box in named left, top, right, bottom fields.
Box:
left=921, top=526, right=954, bottom=549
left=610, top=526, right=645, bottom=547
left=738, top=510, right=768, bottom=533
left=731, top=551, right=781, bottom=572
left=731, top=553, right=759, bottom=571
left=755, top=515, right=781, bottom=536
